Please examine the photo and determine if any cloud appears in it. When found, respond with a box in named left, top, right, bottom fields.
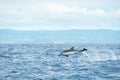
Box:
left=0, top=0, right=120, bottom=30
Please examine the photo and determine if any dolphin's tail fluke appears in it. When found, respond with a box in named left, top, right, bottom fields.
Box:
left=83, top=48, right=87, bottom=51
left=78, top=48, right=88, bottom=53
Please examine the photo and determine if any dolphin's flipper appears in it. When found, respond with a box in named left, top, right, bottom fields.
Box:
left=66, top=55, right=69, bottom=57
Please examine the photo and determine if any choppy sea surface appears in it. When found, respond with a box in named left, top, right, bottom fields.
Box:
left=0, top=43, right=120, bottom=80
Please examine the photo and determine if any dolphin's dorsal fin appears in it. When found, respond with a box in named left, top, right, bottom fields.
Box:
left=70, top=47, right=74, bottom=50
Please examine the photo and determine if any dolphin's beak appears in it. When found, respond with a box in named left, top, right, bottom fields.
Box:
left=58, top=52, right=62, bottom=56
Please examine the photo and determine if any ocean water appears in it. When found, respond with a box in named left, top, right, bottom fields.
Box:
left=0, top=44, right=120, bottom=80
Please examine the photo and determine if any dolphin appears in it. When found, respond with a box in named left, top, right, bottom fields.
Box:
left=58, top=47, right=87, bottom=57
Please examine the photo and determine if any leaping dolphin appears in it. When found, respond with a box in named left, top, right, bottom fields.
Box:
left=58, top=47, right=87, bottom=57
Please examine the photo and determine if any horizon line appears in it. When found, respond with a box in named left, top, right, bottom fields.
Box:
left=0, top=29, right=120, bottom=31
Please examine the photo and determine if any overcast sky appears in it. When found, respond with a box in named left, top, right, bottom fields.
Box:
left=0, top=0, right=120, bottom=30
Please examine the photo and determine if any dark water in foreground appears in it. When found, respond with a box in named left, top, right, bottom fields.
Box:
left=0, top=44, right=120, bottom=80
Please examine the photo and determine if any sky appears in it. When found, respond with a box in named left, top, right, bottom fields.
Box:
left=0, top=0, right=120, bottom=30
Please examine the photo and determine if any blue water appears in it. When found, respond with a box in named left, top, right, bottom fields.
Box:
left=0, top=44, right=120, bottom=80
